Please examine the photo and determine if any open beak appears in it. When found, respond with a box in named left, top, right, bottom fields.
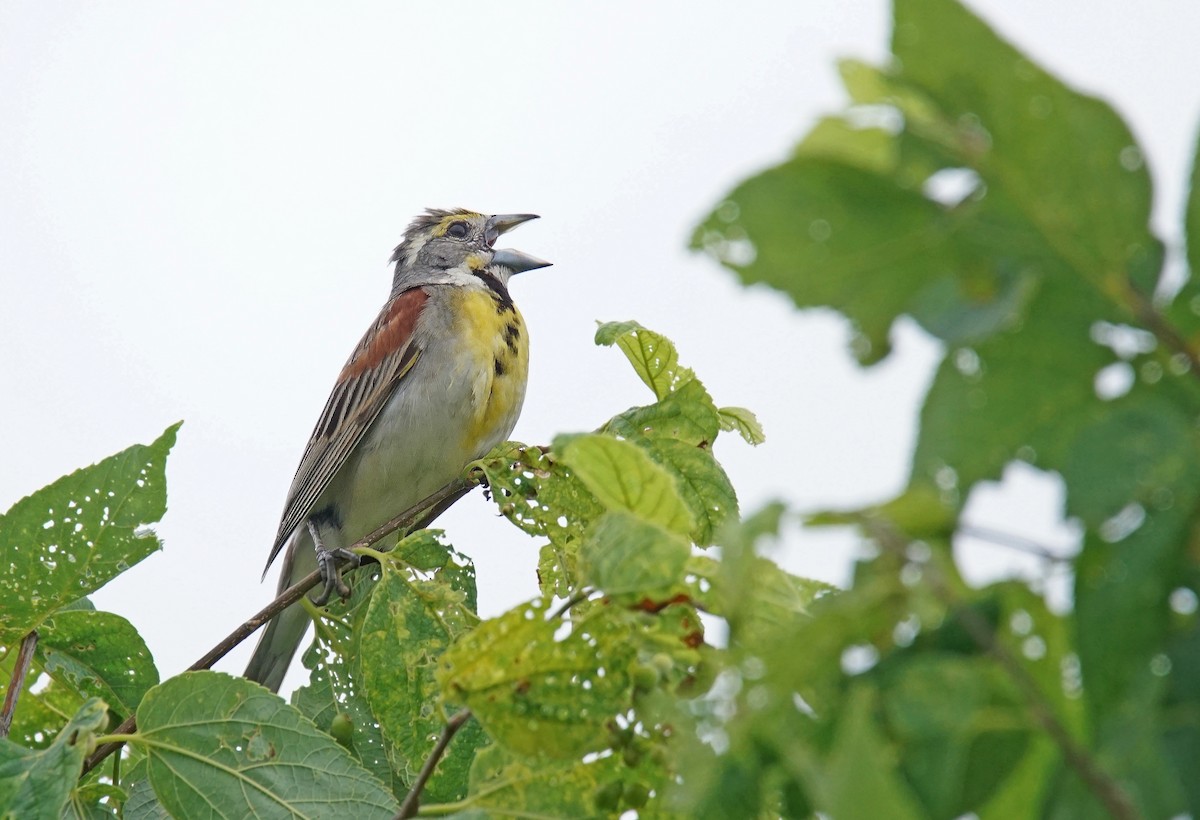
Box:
left=491, top=247, right=552, bottom=274
left=485, top=213, right=539, bottom=247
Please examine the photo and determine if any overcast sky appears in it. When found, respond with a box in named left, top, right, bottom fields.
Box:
left=3, top=1, right=1199, bottom=691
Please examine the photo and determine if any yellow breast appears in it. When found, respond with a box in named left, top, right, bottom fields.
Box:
left=451, top=286, right=530, bottom=456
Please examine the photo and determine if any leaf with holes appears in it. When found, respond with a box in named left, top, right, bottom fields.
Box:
left=641, top=436, right=738, bottom=546
left=603, top=377, right=721, bottom=447
left=136, top=672, right=397, bottom=818
left=595, top=321, right=691, bottom=399
left=437, top=601, right=636, bottom=759
left=359, top=533, right=484, bottom=803
left=0, top=698, right=108, bottom=820
left=36, top=609, right=158, bottom=720
left=718, top=406, right=765, bottom=446
left=474, top=443, right=605, bottom=545
left=0, top=424, right=178, bottom=642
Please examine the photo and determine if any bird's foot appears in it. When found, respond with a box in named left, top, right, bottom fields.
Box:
left=311, top=547, right=361, bottom=606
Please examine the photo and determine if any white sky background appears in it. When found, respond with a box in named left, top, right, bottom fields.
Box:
left=2, top=2, right=1199, bottom=692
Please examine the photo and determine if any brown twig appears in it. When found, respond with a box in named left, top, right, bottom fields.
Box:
left=81, top=476, right=475, bottom=776
left=957, top=525, right=1073, bottom=563
left=0, top=630, right=39, bottom=738
left=395, top=710, right=473, bottom=819
left=1126, top=284, right=1200, bottom=379
left=869, top=521, right=1139, bottom=820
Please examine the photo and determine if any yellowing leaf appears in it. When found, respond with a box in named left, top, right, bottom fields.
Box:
left=437, top=601, right=635, bottom=759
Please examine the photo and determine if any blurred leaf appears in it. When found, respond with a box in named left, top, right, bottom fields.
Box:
left=810, top=686, right=926, bottom=819
left=892, top=0, right=1158, bottom=295
left=359, top=532, right=484, bottom=803
left=693, top=157, right=961, bottom=364
left=136, top=672, right=397, bottom=819
left=0, top=697, right=107, bottom=820
left=794, top=116, right=898, bottom=173
left=558, top=434, right=695, bottom=536
left=580, top=511, right=691, bottom=597
left=1167, top=124, right=1200, bottom=342
left=36, top=610, right=158, bottom=720
left=0, top=650, right=82, bottom=751
left=438, top=601, right=635, bottom=759
left=878, top=654, right=1030, bottom=817
left=0, top=424, right=178, bottom=642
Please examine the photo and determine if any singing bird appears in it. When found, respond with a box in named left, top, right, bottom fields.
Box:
left=245, top=209, right=549, bottom=692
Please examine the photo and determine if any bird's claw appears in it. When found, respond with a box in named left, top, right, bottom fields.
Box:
left=311, top=547, right=361, bottom=606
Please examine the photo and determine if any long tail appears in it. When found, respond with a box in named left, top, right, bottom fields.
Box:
left=244, top=533, right=315, bottom=693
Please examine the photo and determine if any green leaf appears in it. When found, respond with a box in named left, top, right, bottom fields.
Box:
left=292, top=633, right=403, bottom=800
left=595, top=321, right=689, bottom=399
left=437, top=601, right=635, bottom=759
left=359, top=532, right=484, bottom=803
left=61, top=781, right=124, bottom=819
left=641, top=436, right=738, bottom=545
left=557, top=434, right=694, bottom=536
left=123, top=778, right=170, bottom=820
left=453, top=743, right=623, bottom=818
left=135, top=671, right=398, bottom=819
left=1168, top=123, right=1200, bottom=343
left=910, top=274, right=1118, bottom=494
left=291, top=562, right=404, bottom=799
left=37, top=610, right=158, bottom=719
left=1060, top=388, right=1200, bottom=527
left=579, top=511, right=691, bottom=596
left=0, top=698, right=107, bottom=820
left=694, top=157, right=961, bottom=364
left=878, top=654, right=1030, bottom=817
left=794, top=116, right=898, bottom=173
left=603, top=377, right=722, bottom=447
left=892, top=0, right=1158, bottom=295
left=0, top=424, right=179, bottom=642
left=810, top=686, right=926, bottom=819
left=717, top=406, right=765, bottom=446
left=475, top=442, right=604, bottom=547
left=706, top=505, right=835, bottom=645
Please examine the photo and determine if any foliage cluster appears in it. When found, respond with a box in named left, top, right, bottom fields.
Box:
left=4, top=0, right=1200, bottom=817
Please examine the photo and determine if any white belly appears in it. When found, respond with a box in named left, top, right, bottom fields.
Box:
left=318, top=335, right=517, bottom=546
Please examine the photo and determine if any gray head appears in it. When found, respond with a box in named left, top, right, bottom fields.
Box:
left=390, top=208, right=550, bottom=291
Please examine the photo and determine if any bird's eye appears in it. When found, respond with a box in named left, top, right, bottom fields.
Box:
left=446, top=221, right=469, bottom=239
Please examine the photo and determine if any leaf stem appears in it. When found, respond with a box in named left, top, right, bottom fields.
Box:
left=79, top=476, right=476, bottom=777
left=868, top=521, right=1139, bottom=820
left=0, top=630, right=38, bottom=738
left=395, top=710, right=473, bottom=819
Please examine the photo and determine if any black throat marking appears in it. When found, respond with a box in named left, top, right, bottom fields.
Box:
left=474, top=270, right=515, bottom=313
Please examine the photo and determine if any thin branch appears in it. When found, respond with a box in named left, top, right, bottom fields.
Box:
left=869, top=522, right=1139, bottom=820
left=81, top=476, right=476, bottom=776
left=395, top=710, right=473, bottom=819
left=394, top=582, right=589, bottom=816
left=1126, top=284, right=1200, bottom=379
left=551, top=588, right=592, bottom=619
left=957, top=525, right=1074, bottom=563
left=0, top=631, right=39, bottom=738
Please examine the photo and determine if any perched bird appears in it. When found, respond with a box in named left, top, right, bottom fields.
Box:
left=245, top=209, right=549, bottom=692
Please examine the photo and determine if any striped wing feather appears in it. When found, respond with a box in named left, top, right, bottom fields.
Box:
left=265, top=287, right=430, bottom=570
